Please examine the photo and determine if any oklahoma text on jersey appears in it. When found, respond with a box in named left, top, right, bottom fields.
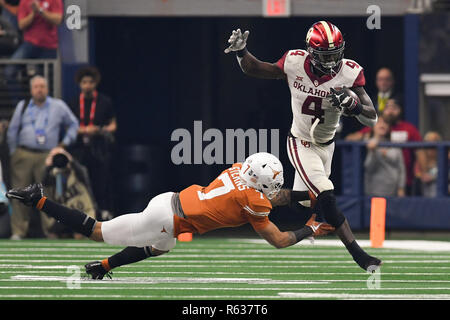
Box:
left=276, top=49, right=365, bottom=144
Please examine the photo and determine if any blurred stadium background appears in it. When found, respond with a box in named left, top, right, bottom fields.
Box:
left=0, top=0, right=449, bottom=301
left=56, top=0, right=450, bottom=233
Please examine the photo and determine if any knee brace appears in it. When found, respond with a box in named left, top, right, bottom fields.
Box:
left=316, top=190, right=345, bottom=228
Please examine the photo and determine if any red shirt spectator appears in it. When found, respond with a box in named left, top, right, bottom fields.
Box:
left=18, top=0, right=63, bottom=49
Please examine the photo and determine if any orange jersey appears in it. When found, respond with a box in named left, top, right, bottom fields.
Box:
left=174, top=163, right=272, bottom=236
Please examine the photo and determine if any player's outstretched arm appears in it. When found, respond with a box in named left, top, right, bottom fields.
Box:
left=237, top=50, right=286, bottom=79
left=224, top=29, right=285, bottom=80
left=352, top=86, right=378, bottom=127
left=257, top=218, right=334, bottom=249
left=257, top=221, right=311, bottom=249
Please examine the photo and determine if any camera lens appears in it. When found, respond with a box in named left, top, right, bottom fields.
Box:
left=52, top=153, right=69, bottom=168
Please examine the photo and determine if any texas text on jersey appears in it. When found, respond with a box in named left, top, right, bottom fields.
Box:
left=276, top=49, right=365, bottom=144
left=175, top=163, right=272, bottom=236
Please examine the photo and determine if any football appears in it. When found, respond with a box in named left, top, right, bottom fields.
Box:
left=334, top=87, right=361, bottom=104
left=333, top=87, right=361, bottom=116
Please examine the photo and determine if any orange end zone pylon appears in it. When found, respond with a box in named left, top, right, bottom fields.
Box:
left=178, top=233, right=193, bottom=242
left=370, top=197, right=386, bottom=248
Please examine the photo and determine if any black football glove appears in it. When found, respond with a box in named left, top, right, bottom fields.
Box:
left=328, top=87, right=362, bottom=116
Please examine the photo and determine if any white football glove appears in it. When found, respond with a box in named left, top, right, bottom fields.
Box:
left=224, top=29, right=250, bottom=54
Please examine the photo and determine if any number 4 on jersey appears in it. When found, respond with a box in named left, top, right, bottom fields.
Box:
left=301, top=96, right=324, bottom=124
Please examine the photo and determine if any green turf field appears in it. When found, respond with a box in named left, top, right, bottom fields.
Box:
left=0, top=237, right=449, bottom=300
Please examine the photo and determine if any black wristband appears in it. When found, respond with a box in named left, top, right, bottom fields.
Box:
left=290, top=190, right=310, bottom=204
left=236, top=47, right=248, bottom=58
left=293, top=226, right=313, bottom=243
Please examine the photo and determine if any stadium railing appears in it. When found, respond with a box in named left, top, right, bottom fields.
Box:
left=0, top=59, right=61, bottom=119
left=335, top=140, right=450, bottom=230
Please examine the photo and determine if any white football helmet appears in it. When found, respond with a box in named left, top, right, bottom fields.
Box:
left=239, top=152, right=284, bottom=199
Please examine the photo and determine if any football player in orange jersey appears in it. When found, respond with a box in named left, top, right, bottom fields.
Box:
left=7, top=152, right=334, bottom=279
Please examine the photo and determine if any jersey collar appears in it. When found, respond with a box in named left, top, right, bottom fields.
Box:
left=304, top=55, right=341, bottom=87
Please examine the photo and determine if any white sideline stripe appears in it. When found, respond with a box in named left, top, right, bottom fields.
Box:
left=0, top=295, right=283, bottom=300
left=0, top=293, right=447, bottom=299
left=5, top=264, right=449, bottom=270
left=0, top=248, right=429, bottom=254
left=0, top=248, right=124, bottom=253
left=1, top=259, right=450, bottom=264
left=9, top=275, right=325, bottom=285
left=231, top=239, right=450, bottom=252
left=2, top=253, right=450, bottom=259
left=3, top=239, right=449, bottom=252
left=0, top=294, right=277, bottom=299
left=9, top=275, right=450, bottom=284
left=1, top=270, right=448, bottom=276
left=278, top=292, right=450, bottom=300
left=0, top=242, right=119, bottom=248
left=0, top=241, right=275, bottom=248
left=1, top=286, right=450, bottom=292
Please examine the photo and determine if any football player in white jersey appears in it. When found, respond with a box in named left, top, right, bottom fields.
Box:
left=225, top=21, right=381, bottom=271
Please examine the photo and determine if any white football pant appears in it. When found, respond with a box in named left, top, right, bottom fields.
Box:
left=101, top=192, right=177, bottom=251
left=287, top=135, right=335, bottom=207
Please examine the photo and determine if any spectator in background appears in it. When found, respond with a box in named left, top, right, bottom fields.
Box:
left=0, top=0, right=19, bottom=31
left=0, top=160, right=10, bottom=238
left=416, top=131, right=442, bottom=197
left=69, top=66, right=116, bottom=220
left=6, top=75, right=79, bottom=240
left=346, top=98, right=427, bottom=195
left=4, top=0, right=62, bottom=101
left=42, top=147, right=97, bottom=239
left=0, top=118, right=10, bottom=238
left=0, top=14, right=20, bottom=57
left=15, top=0, right=62, bottom=57
left=373, top=68, right=403, bottom=114
left=339, top=67, right=401, bottom=139
left=364, top=117, right=405, bottom=197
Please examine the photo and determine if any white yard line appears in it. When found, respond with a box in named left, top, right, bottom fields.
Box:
left=0, top=247, right=440, bottom=254
left=8, top=275, right=327, bottom=285
left=0, top=286, right=450, bottom=291
left=1, top=259, right=449, bottom=264
left=1, top=263, right=450, bottom=270
left=7, top=275, right=450, bottom=284
left=0, top=293, right=449, bottom=299
left=0, top=270, right=448, bottom=276
left=2, top=253, right=450, bottom=259
left=278, top=292, right=450, bottom=300
left=2, top=239, right=450, bottom=251
left=0, top=294, right=278, bottom=299
left=0, top=241, right=266, bottom=248
left=232, top=239, right=450, bottom=252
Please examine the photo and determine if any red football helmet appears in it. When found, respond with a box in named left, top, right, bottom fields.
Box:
left=305, top=21, right=345, bottom=74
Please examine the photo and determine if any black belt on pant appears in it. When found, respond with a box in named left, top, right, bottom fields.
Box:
left=18, top=145, right=50, bottom=153
left=288, top=131, right=335, bottom=146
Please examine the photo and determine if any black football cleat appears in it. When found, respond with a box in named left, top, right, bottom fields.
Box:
left=85, top=261, right=112, bottom=280
left=364, top=256, right=383, bottom=273
left=6, top=183, right=44, bottom=207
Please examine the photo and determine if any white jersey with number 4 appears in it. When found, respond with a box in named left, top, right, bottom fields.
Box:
left=276, top=49, right=365, bottom=144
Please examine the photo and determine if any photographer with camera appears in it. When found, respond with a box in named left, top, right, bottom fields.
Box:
left=0, top=160, right=10, bottom=238
left=42, top=147, right=97, bottom=239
